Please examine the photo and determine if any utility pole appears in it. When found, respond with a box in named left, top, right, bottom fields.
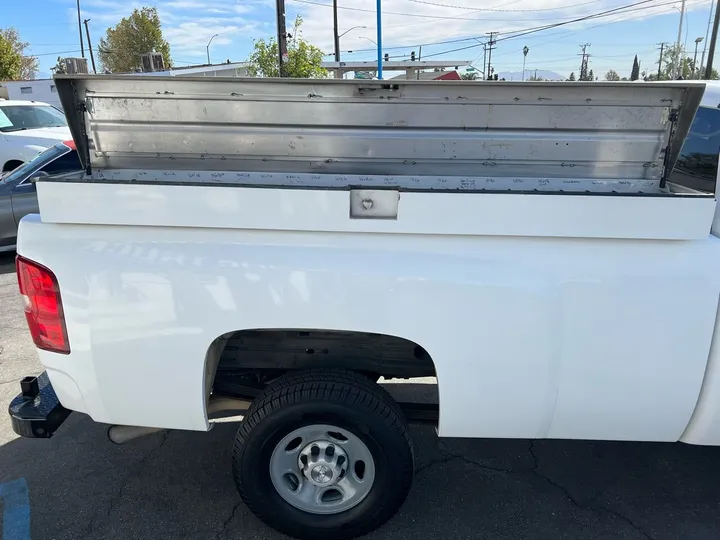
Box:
left=485, top=32, right=497, bottom=80
left=275, top=0, right=288, bottom=77
left=83, top=19, right=96, bottom=73
left=701, top=0, right=716, bottom=78
left=376, top=0, right=383, bottom=80
left=76, top=0, right=85, bottom=58
left=579, top=43, right=591, bottom=80
left=657, top=42, right=666, bottom=79
left=482, top=43, right=487, bottom=79
left=417, top=45, right=422, bottom=80
left=333, top=0, right=340, bottom=62
left=522, top=45, right=529, bottom=81
left=706, top=1, right=720, bottom=79
left=675, top=0, right=687, bottom=78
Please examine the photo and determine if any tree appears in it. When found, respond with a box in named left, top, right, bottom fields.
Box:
left=0, top=28, right=38, bottom=79
left=605, top=69, right=620, bottom=81
left=461, top=72, right=478, bottom=80
left=631, top=55, right=640, bottom=81
left=51, top=57, right=67, bottom=75
left=568, top=71, right=576, bottom=81
left=656, top=44, right=704, bottom=80
left=588, top=69, right=595, bottom=81
left=0, top=32, right=22, bottom=80
left=247, top=16, right=326, bottom=78
left=98, top=7, right=171, bottom=73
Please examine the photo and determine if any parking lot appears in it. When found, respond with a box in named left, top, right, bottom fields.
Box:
left=1, top=251, right=719, bottom=540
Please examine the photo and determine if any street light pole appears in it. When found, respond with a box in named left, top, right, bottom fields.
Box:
left=335, top=26, right=366, bottom=61
left=522, top=46, right=529, bottom=81
left=674, top=0, right=687, bottom=77
left=693, top=37, right=704, bottom=78
left=206, top=34, right=219, bottom=65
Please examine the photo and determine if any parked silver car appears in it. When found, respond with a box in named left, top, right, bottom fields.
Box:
left=0, top=140, right=81, bottom=251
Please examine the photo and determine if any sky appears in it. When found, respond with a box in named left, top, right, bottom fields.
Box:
left=2, top=0, right=718, bottom=80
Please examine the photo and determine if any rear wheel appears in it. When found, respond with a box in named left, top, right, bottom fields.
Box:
left=232, top=369, right=414, bottom=540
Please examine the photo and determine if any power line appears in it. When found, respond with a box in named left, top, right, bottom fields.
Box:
left=493, top=0, right=667, bottom=45
left=489, top=0, right=706, bottom=59
left=404, top=0, right=603, bottom=13
left=333, top=0, right=669, bottom=57
left=363, top=0, right=684, bottom=67
left=289, top=0, right=661, bottom=22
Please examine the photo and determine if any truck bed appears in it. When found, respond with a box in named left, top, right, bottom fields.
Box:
left=15, top=76, right=720, bottom=446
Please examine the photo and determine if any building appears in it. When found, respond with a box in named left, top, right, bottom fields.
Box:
left=136, top=61, right=251, bottom=78
left=323, top=60, right=470, bottom=80
left=0, top=80, right=63, bottom=110
left=390, top=70, right=462, bottom=81
left=136, top=60, right=470, bottom=80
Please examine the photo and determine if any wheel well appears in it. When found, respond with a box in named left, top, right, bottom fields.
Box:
left=208, top=329, right=436, bottom=398
left=2, top=160, right=24, bottom=172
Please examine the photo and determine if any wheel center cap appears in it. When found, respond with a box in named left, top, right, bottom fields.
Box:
left=311, top=464, right=334, bottom=484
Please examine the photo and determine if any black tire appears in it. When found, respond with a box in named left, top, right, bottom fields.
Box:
left=232, top=369, right=414, bottom=540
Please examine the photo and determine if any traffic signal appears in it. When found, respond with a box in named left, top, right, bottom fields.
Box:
left=411, top=51, right=416, bottom=61
left=384, top=53, right=390, bottom=62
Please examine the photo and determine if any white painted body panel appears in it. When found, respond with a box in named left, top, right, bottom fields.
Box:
left=35, top=182, right=717, bottom=241
left=17, top=184, right=720, bottom=443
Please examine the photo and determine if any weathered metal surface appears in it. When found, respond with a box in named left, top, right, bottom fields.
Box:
left=54, top=75, right=705, bottom=193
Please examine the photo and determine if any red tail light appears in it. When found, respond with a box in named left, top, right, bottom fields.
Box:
left=16, top=256, right=70, bottom=354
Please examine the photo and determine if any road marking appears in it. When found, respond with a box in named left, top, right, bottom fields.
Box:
left=0, top=478, right=30, bottom=540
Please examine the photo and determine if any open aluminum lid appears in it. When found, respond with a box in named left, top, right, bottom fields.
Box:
left=54, top=74, right=705, bottom=190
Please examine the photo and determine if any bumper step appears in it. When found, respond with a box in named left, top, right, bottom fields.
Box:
left=8, top=372, right=71, bottom=438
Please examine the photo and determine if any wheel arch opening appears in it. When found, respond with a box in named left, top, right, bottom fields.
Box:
left=203, top=328, right=438, bottom=414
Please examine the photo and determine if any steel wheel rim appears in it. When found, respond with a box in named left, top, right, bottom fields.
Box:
left=269, top=423, right=376, bottom=515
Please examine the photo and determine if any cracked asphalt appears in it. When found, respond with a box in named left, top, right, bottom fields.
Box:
left=1, top=251, right=720, bottom=540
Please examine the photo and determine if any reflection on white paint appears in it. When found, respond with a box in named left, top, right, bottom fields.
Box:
left=205, top=276, right=237, bottom=311
left=289, top=270, right=310, bottom=302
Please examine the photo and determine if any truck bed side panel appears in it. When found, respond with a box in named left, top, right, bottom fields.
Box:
left=18, top=214, right=720, bottom=441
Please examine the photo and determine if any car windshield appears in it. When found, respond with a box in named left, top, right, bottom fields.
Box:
left=0, top=144, right=69, bottom=184
left=0, top=105, right=68, bottom=132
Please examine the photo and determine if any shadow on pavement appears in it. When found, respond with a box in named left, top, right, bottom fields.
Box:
left=0, top=409, right=719, bottom=540
left=0, top=253, right=15, bottom=275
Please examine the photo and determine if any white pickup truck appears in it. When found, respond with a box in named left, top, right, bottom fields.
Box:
left=0, top=100, right=72, bottom=172
left=8, top=75, right=720, bottom=539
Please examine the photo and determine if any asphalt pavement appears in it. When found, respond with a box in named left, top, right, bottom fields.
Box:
left=1, top=250, right=720, bottom=540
